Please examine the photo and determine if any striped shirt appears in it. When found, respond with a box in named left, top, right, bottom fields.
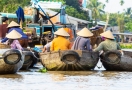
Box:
left=71, top=36, right=91, bottom=51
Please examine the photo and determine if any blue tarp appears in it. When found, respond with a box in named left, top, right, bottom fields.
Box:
left=16, top=6, right=25, bottom=24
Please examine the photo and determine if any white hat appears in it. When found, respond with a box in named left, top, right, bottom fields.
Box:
left=77, top=27, right=93, bottom=37
left=6, top=30, right=22, bottom=39
left=54, top=28, right=70, bottom=36
left=7, top=21, right=20, bottom=28
left=100, top=30, right=115, bottom=39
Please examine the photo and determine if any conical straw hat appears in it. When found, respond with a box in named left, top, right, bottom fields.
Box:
left=100, top=30, right=115, bottom=39
left=54, top=28, right=70, bottom=36
left=77, top=27, right=93, bottom=37
left=7, top=21, right=20, bottom=28
left=6, top=30, right=22, bottom=39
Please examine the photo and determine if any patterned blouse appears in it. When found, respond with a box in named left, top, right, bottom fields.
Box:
left=10, top=40, right=23, bottom=50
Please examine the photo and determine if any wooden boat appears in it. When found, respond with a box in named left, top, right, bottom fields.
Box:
left=100, top=50, right=132, bottom=71
left=0, top=49, right=24, bottom=74
left=20, top=48, right=39, bottom=70
left=39, top=50, right=99, bottom=71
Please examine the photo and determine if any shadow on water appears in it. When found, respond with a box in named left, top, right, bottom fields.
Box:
left=0, top=62, right=132, bottom=90
left=0, top=74, right=22, bottom=79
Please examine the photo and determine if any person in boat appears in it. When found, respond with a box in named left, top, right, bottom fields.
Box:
left=6, top=30, right=23, bottom=50
left=71, top=27, right=93, bottom=51
left=42, top=41, right=52, bottom=52
left=63, top=25, right=74, bottom=42
left=93, top=30, right=121, bottom=52
left=0, top=17, right=9, bottom=40
left=1, top=21, right=28, bottom=48
left=50, top=28, right=71, bottom=51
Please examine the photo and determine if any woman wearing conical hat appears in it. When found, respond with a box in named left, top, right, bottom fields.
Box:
left=6, top=30, right=23, bottom=50
left=1, top=21, right=28, bottom=48
left=50, top=28, right=71, bottom=51
left=71, top=27, right=93, bottom=51
left=94, top=30, right=121, bottom=52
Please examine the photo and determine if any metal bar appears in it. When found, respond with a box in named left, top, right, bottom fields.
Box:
left=37, top=5, right=56, bottom=32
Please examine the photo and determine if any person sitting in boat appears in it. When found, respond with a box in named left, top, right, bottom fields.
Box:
left=6, top=30, right=23, bottom=50
left=1, top=21, right=28, bottom=48
left=0, top=17, right=9, bottom=40
left=50, top=28, right=71, bottom=51
left=93, top=30, right=121, bottom=52
left=63, top=25, right=74, bottom=42
left=42, top=41, right=52, bottom=52
left=71, top=27, right=93, bottom=51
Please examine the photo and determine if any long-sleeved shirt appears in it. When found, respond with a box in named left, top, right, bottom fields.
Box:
left=10, top=40, right=23, bottom=50
left=71, top=36, right=91, bottom=51
left=0, top=24, right=8, bottom=39
left=50, top=36, right=71, bottom=51
left=94, top=39, right=121, bottom=52
left=1, top=27, right=28, bottom=43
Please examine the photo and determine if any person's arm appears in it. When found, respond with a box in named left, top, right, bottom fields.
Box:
left=42, top=46, right=46, bottom=53
left=15, top=40, right=23, bottom=50
left=1, top=38, right=8, bottom=43
left=86, top=40, right=92, bottom=51
left=93, top=42, right=104, bottom=52
left=50, top=41, right=54, bottom=51
left=117, top=43, right=121, bottom=50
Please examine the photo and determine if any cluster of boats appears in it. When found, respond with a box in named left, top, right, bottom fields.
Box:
left=0, top=44, right=39, bottom=74
left=1, top=43, right=132, bottom=74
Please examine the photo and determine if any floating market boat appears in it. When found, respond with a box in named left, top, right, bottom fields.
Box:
left=21, top=48, right=39, bottom=70
left=100, top=50, right=132, bottom=71
left=39, top=50, right=99, bottom=71
left=0, top=44, right=24, bottom=74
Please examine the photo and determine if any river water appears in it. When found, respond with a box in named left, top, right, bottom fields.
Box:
left=0, top=61, right=132, bottom=90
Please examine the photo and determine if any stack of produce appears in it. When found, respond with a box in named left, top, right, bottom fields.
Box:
left=120, top=43, right=132, bottom=49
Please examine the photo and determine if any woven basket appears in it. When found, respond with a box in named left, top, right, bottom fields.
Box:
left=0, top=43, right=10, bottom=49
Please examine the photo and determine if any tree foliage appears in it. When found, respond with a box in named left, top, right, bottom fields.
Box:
left=0, top=0, right=30, bottom=13
left=87, top=0, right=105, bottom=25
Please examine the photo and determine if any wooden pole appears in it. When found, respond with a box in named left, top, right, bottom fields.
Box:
left=20, top=19, right=23, bottom=29
left=103, top=13, right=110, bottom=32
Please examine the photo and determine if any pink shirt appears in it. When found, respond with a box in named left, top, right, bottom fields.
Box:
left=10, top=40, right=23, bottom=50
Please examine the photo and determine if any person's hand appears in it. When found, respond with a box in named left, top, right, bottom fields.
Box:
left=118, top=50, right=124, bottom=56
left=42, top=47, right=46, bottom=53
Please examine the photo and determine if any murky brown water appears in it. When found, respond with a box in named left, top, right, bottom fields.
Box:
left=0, top=61, right=132, bottom=90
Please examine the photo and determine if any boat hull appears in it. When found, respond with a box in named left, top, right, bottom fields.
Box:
left=100, top=50, right=132, bottom=71
left=40, top=50, right=99, bottom=71
left=0, top=49, right=24, bottom=74
left=21, top=49, right=39, bottom=70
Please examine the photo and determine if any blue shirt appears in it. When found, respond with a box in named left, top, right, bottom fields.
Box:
left=71, top=36, right=91, bottom=51
left=1, top=28, right=28, bottom=43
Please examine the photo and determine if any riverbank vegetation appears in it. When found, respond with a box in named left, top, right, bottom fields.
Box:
left=0, top=0, right=132, bottom=32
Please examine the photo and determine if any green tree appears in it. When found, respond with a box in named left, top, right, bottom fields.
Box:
left=0, top=0, right=30, bottom=13
left=120, top=0, right=124, bottom=6
left=125, top=22, right=132, bottom=32
left=124, top=7, right=132, bottom=18
left=87, top=0, right=105, bottom=25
